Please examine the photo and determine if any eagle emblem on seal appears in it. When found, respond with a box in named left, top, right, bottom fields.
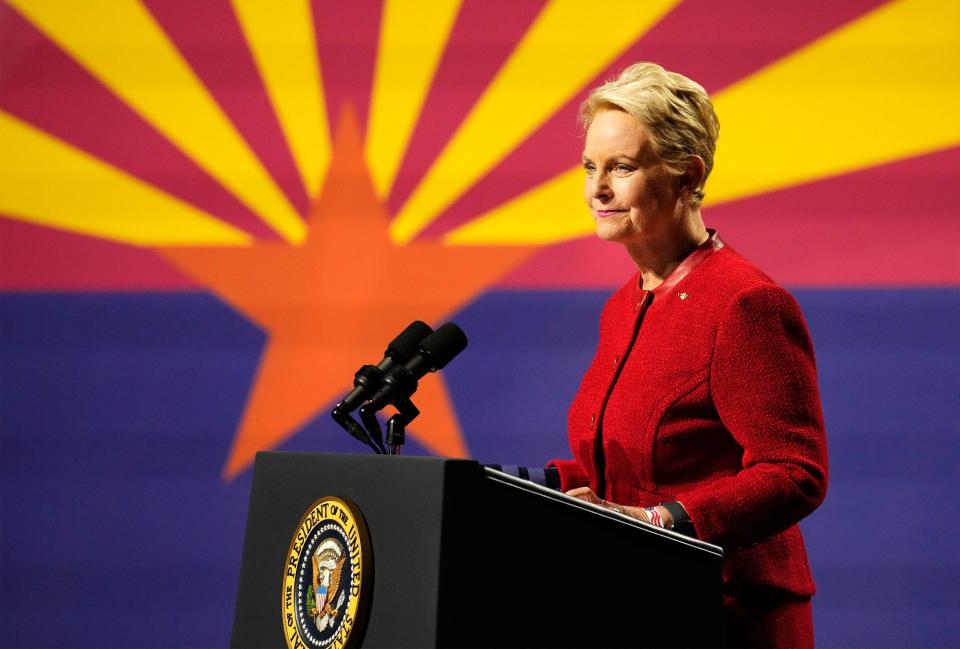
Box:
left=306, top=538, right=347, bottom=632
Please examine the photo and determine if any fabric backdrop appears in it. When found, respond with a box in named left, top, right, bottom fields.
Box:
left=2, top=1, right=958, bottom=646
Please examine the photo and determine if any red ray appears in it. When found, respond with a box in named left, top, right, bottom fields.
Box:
left=311, top=0, right=383, bottom=138
left=625, top=0, right=889, bottom=95
left=417, top=0, right=888, bottom=240
left=385, top=0, right=547, bottom=214
left=497, top=147, right=960, bottom=288
left=143, top=0, right=310, bottom=217
left=0, top=218, right=197, bottom=291
left=0, top=3, right=277, bottom=241
left=705, top=147, right=960, bottom=287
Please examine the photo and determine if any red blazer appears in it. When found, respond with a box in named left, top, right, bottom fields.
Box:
left=550, top=232, right=828, bottom=596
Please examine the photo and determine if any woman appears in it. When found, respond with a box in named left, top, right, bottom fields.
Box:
left=551, top=62, right=828, bottom=648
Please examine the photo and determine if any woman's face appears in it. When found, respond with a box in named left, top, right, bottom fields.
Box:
left=582, top=109, right=677, bottom=246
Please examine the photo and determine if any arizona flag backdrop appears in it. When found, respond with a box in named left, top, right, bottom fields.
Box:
left=1, top=1, right=958, bottom=646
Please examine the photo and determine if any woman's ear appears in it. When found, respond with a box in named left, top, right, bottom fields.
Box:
left=679, top=155, right=707, bottom=198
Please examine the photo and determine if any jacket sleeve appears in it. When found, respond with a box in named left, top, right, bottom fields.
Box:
left=676, top=284, right=828, bottom=548
left=547, top=458, right=589, bottom=491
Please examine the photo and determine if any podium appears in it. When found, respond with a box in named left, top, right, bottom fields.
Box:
left=231, top=452, right=724, bottom=648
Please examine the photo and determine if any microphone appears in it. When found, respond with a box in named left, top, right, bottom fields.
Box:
left=359, top=322, right=468, bottom=414
left=331, top=320, right=433, bottom=451
left=333, top=320, right=433, bottom=413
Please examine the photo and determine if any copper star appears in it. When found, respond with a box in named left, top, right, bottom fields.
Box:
left=158, top=108, right=534, bottom=478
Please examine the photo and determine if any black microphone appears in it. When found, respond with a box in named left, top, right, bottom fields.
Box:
left=333, top=320, right=433, bottom=414
left=331, top=321, right=433, bottom=451
left=359, top=322, right=468, bottom=414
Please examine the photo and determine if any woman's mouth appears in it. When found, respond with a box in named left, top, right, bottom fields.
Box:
left=596, top=209, right=625, bottom=218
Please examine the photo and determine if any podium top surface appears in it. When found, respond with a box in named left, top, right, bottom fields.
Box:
left=483, top=465, right=723, bottom=558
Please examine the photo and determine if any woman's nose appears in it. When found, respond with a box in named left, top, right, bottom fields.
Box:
left=590, top=172, right=612, bottom=201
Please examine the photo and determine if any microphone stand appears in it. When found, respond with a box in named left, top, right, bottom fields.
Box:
left=386, top=397, right=419, bottom=455
left=359, top=395, right=420, bottom=455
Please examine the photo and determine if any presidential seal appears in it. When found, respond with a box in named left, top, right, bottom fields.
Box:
left=282, top=496, right=371, bottom=649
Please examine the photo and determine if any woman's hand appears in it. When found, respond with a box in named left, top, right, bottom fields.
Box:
left=565, top=487, right=648, bottom=522
left=564, top=487, right=675, bottom=529
left=565, top=486, right=606, bottom=507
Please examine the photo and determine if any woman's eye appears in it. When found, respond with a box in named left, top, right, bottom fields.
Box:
left=613, top=164, right=634, bottom=174
left=583, top=163, right=595, bottom=175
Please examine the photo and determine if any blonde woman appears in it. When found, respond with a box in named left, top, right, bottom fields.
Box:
left=554, top=63, right=828, bottom=648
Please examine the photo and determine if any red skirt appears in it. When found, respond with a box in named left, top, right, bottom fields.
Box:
left=724, top=590, right=814, bottom=648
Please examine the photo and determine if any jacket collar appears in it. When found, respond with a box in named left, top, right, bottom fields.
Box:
left=636, top=229, right=725, bottom=299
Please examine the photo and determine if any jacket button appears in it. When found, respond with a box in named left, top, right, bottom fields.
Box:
left=612, top=356, right=620, bottom=368
left=590, top=414, right=596, bottom=428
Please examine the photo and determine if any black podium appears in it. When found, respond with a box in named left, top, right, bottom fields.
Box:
left=231, top=452, right=724, bottom=648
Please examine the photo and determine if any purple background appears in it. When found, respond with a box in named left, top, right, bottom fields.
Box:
left=2, top=287, right=958, bottom=647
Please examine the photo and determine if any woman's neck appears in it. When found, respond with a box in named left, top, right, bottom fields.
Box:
left=627, top=212, right=709, bottom=290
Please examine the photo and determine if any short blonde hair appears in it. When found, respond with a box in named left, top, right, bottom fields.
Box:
left=580, top=62, right=719, bottom=206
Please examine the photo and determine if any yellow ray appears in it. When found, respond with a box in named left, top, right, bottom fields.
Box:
left=366, top=0, right=462, bottom=198
left=445, top=167, right=584, bottom=244
left=231, top=0, right=331, bottom=199
left=447, top=0, right=960, bottom=246
left=8, top=0, right=306, bottom=243
left=0, top=112, right=250, bottom=246
left=707, top=0, right=960, bottom=203
left=388, top=0, right=679, bottom=244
